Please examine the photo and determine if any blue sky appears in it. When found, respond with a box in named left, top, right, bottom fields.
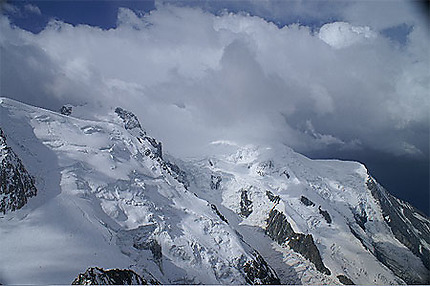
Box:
left=1, top=0, right=429, bottom=214
left=2, top=0, right=423, bottom=53
left=4, top=0, right=425, bottom=33
left=2, top=0, right=423, bottom=50
left=2, top=0, right=155, bottom=32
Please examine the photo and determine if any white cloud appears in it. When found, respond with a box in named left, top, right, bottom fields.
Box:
left=0, top=4, right=428, bottom=158
left=401, top=142, right=424, bottom=157
left=303, top=120, right=345, bottom=146
left=319, top=22, right=377, bottom=49
left=24, top=4, right=41, bottom=15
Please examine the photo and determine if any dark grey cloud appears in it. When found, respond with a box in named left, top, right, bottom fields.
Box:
left=0, top=32, right=63, bottom=110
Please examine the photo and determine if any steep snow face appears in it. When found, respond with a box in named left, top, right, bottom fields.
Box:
left=365, top=177, right=430, bottom=277
left=0, top=97, right=428, bottom=285
left=0, top=98, right=278, bottom=285
left=180, top=142, right=429, bottom=284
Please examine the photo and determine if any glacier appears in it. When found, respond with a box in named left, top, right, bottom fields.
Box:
left=0, top=97, right=428, bottom=285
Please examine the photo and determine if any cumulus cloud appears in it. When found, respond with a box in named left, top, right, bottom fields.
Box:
left=23, top=4, right=41, bottom=15
left=318, top=22, right=377, bottom=49
left=0, top=4, right=428, bottom=159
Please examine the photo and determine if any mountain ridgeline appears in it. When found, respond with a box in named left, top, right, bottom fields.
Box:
left=0, top=97, right=428, bottom=285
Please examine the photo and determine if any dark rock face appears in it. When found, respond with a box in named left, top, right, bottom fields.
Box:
left=210, top=203, right=228, bottom=223
left=367, top=176, right=430, bottom=271
left=318, top=206, right=332, bottom=224
left=256, top=161, right=274, bottom=176
left=144, top=137, right=162, bottom=159
left=115, top=107, right=164, bottom=161
left=130, top=231, right=162, bottom=264
left=353, top=208, right=368, bottom=231
left=266, top=209, right=295, bottom=245
left=114, top=109, right=189, bottom=194
left=115, top=107, right=143, bottom=131
left=210, top=174, right=222, bottom=190
left=337, top=274, right=354, bottom=285
left=60, top=105, right=72, bottom=116
left=150, top=240, right=162, bottom=266
left=134, top=238, right=163, bottom=264
left=240, top=188, right=253, bottom=218
left=266, top=209, right=331, bottom=275
left=242, top=252, right=280, bottom=285
left=300, top=196, right=315, bottom=207
left=166, top=162, right=189, bottom=189
left=266, top=190, right=280, bottom=204
left=288, top=234, right=331, bottom=275
left=0, top=128, right=37, bottom=214
left=72, top=267, right=147, bottom=285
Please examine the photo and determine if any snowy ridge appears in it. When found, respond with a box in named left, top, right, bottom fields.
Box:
left=0, top=97, right=428, bottom=285
left=0, top=97, right=278, bottom=285
left=180, top=142, right=429, bottom=284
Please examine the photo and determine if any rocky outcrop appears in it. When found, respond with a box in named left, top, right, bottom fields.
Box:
left=60, top=105, right=72, bottom=116
left=266, top=209, right=294, bottom=244
left=144, top=137, right=162, bottom=159
left=256, top=161, right=274, bottom=177
left=129, top=229, right=162, bottom=264
left=210, top=174, right=222, bottom=190
left=210, top=203, right=228, bottom=223
left=241, top=252, right=280, bottom=284
left=135, top=238, right=162, bottom=265
left=240, top=188, right=253, bottom=218
left=0, top=128, right=37, bottom=214
left=266, top=190, right=280, bottom=204
left=72, top=267, right=147, bottom=285
left=353, top=208, right=368, bottom=231
left=115, top=107, right=143, bottom=131
left=337, top=274, right=354, bottom=285
left=266, top=209, right=331, bottom=275
left=318, top=206, right=332, bottom=224
left=115, top=107, right=164, bottom=161
left=166, top=162, right=189, bottom=189
left=300, top=196, right=315, bottom=207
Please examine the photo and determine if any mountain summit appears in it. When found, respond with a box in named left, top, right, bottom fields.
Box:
left=0, top=97, right=428, bottom=285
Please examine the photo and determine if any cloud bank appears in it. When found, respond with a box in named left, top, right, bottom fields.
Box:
left=0, top=4, right=428, bottom=159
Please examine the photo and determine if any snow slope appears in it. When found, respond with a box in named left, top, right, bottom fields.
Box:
left=171, top=144, right=430, bottom=284
left=0, top=97, right=428, bottom=284
left=0, top=98, right=278, bottom=284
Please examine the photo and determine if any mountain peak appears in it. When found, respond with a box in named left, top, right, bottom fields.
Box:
left=0, top=98, right=428, bottom=285
left=115, top=107, right=145, bottom=132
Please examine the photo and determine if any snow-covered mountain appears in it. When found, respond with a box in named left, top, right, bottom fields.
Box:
left=0, top=97, right=428, bottom=285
